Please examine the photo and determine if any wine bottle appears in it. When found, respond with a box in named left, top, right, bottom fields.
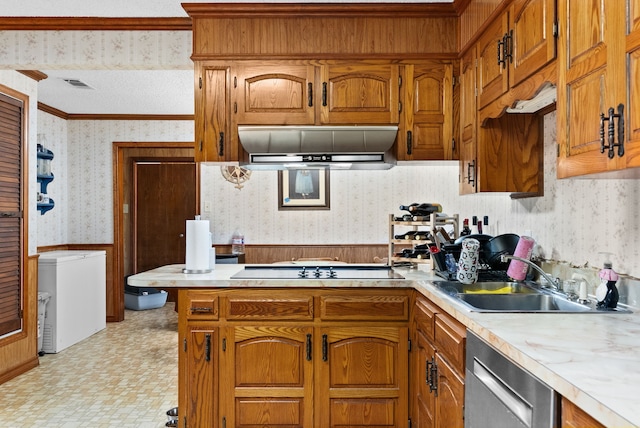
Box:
left=408, top=203, right=443, bottom=217
left=395, top=231, right=419, bottom=240
left=399, top=203, right=419, bottom=213
left=461, top=218, right=471, bottom=236
left=413, top=231, right=431, bottom=240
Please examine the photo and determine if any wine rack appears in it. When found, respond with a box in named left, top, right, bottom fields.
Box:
left=388, top=213, right=459, bottom=267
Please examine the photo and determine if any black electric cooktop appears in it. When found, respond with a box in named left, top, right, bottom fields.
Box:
left=231, top=265, right=405, bottom=280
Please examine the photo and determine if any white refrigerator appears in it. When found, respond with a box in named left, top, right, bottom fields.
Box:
left=38, top=250, right=106, bottom=353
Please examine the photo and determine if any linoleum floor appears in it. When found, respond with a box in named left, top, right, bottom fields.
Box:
left=0, top=304, right=178, bottom=428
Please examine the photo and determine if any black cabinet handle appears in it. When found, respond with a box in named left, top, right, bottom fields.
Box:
left=218, top=132, right=224, bottom=157
left=306, top=334, right=312, bottom=361
left=322, top=334, right=328, bottom=361
left=190, top=306, right=213, bottom=313
left=308, top=83, right=313, bottom=107
left=497, top=38, right=505, bottom=67
left=407, top=131, right=413, bottom=155
left=467, top=160, right=476, bottom=186
left=600, top=104, right=625, bottom=159
left=427, top=356, right=438, bottom=394
left=205, top=333, right=211, bottom=362
left=617, top=104, right=625, bottom=157
left=504, top=30, right=513, bottom=64
left=322, top=82, right=327, bottom=106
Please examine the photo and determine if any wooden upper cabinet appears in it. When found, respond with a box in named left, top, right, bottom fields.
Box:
left=233, top=63, right=316, bottom=125
left=509, top=0, right=557, bottom=87
left=556, top=0, right=637, bottom=177
left=398, top=62, right=455, bottom=161
left=478, top=0, right=557, bottom=110
left=623, top=0, right=640, bottom=171
left=195, top=65, right=233, bottom=162
left=320, top=63, right=400, bottom=124
left=459, top=48, right=478, bottom=195
left=477, top=13, right=510, bottom=109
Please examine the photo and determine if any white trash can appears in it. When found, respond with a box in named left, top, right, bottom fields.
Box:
left=37, top=291, right=51, bottom=356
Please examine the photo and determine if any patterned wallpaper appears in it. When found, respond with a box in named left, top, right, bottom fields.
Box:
left=50, top=111, right=640, bottom=278
left=1, top=28, right=638, bottom=277
left=0, top=31, right=192, bottom=69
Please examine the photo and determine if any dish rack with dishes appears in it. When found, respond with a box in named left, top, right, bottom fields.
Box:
left=388, top=213, right=459, bottom=268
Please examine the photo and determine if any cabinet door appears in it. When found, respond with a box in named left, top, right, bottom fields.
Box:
left=509, top=0, right=557, bottom=87
left=477, top=14, right=510, bottom=109
left=320, top=63, right=400, bottom=124
left=623, top=0, right=640, bottom=170
left=399, top=63, right=454, bottom=160
left=317, top=326, right=408, bottom=428
left=561, top=396, right=605, bottom=428
left=557, top=0, right=619, bottom=177
left=220, top=326, right=314, bottom=428
left=180, top=326, right=218, bottom=428
left=411, top=298, right=439, bottom=428
left=195, top=65, right=233, bottom=162
left=434, top=354, right=465, bottom=428
left=233, top=63, right=316, bottom=125
left=459, top=48, right=477, bottom=195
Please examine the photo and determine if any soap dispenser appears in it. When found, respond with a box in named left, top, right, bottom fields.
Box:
left=596, top=256, right=619, bottom=310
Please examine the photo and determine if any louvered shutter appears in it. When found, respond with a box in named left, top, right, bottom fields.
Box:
left=0, top=92, right=23, bottom=336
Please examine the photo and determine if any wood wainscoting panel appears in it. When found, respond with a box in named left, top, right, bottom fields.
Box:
left=0, top=255, right=39, bottom=385
left=239, top=244, right=389, bottom=264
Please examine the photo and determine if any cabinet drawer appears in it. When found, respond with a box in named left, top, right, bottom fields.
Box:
left=320, top=292, right=409, bottom=321
left=434, top=312, right=466, bottom=375
left=225, top=295, right=314, bottom=320
left=184, top=291, right=219, bottom=320
left=413, top=295, right=439, bottom=342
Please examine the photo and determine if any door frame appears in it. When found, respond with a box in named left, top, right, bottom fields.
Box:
left=113, top=142, right=195, bottom=321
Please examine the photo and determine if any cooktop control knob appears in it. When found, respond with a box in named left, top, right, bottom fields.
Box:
left=298, top=267, right=308, bottom=278
left=314, top=267, right=322, bottom=277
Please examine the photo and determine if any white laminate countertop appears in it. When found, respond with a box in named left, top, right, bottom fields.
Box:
left=128, top=264, right=640, bottom=427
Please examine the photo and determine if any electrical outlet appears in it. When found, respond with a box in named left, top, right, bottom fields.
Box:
left=204, top=201, right=211, bottom=212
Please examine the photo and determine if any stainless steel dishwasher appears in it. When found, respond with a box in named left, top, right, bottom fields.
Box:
left=465, top=331, right=557, bottom=428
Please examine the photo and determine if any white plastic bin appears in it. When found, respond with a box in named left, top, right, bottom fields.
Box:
left=37, top=291, right=50, bottom=355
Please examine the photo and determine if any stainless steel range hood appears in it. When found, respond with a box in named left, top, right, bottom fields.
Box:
left=238, top=125, right=398, bottom=170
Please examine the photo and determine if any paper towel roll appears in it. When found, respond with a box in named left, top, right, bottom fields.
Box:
left=506, top=235, right=535, bottom=281
left=457, top=238, right=480, bottom=284
left=185, top=219, right=211, bottom=272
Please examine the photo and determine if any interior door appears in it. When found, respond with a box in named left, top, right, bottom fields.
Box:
left=134, top=161, right=196, bottom=272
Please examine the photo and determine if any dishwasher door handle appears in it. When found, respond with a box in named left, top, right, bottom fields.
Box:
left=473, top=359, right=533, bottom=427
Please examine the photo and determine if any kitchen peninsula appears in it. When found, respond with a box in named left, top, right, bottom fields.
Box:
left=128, top=264, right=639, bottom=427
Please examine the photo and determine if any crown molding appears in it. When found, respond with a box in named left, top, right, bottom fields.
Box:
left=0, top=17, right=191, bottom=31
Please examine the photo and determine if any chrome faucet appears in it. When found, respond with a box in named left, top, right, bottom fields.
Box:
left=500, top=254, right=561, bottom=291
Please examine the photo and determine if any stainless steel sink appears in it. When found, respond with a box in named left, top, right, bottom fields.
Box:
left=432, top=281, right=540, bottom=296
left=432, top=280, right=632, bottom=314
left=457, top=293, right=592, bottom=312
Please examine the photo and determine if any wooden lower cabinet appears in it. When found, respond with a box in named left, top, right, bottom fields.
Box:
left=221, top=325, right=314, bottom=427
left=561, top=397, right=605, bottom=428
left=410, top=296, right=465, bottom=428
left=179, top=288, right=411, bottom=427
left=318, top=326, right=409, bottom=427
left=180, top=325, right=218, bottom=427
